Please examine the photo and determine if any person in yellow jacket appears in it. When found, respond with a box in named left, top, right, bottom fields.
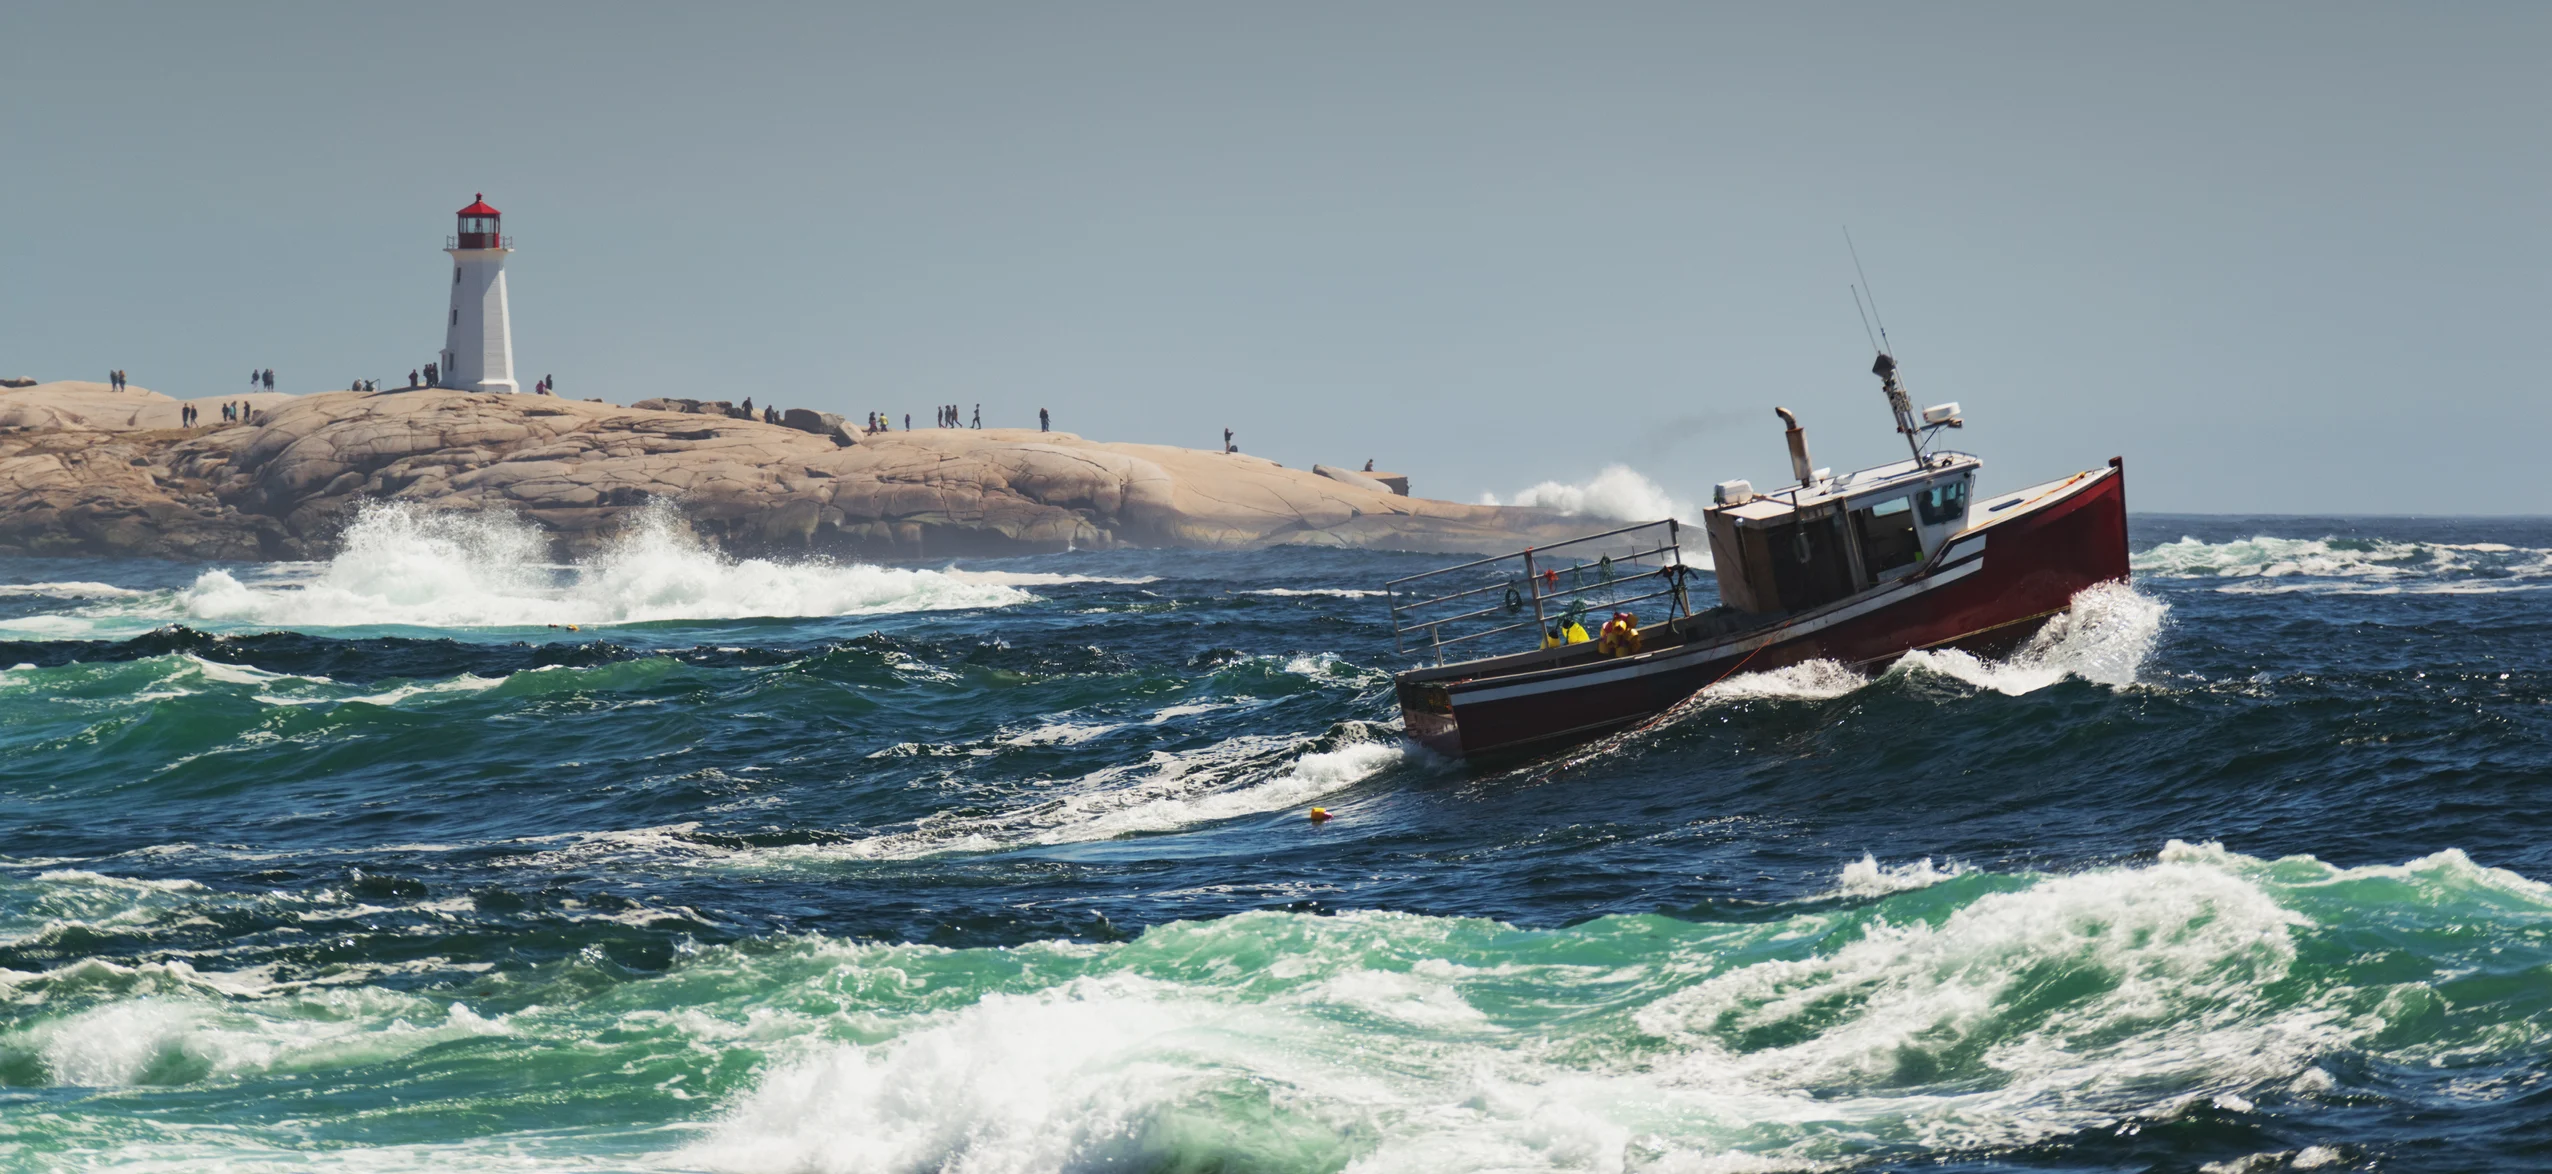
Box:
left=1542, top=618, right=1592, bottom=649
left=1597, top=612, right=1643, bottom=657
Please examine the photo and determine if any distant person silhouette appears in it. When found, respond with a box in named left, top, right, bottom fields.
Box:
left=1039, top=408, right=1049, bottom=432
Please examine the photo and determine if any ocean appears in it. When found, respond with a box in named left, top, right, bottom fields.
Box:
left=2, top=503, right=2548, bottom=1173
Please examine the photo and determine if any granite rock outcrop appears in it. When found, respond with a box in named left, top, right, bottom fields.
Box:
left=0, top=382, right=1590, bottom=561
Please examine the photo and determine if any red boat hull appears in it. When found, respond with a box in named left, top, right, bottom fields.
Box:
left=1396, top=461, right=2130, bottom=759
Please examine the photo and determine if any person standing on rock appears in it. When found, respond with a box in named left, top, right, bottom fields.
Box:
left=1224, top=427, right=1234, bottom=453
left=971, top=404, right=981, bottom=429
left=1039, top=407, right=1049, bottom=432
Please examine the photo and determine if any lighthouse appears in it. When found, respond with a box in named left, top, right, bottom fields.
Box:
left=439, top=195, right=519, bottom=394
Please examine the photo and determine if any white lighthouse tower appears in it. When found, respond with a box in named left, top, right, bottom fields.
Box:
left=439, top=194, right=519, bottom=394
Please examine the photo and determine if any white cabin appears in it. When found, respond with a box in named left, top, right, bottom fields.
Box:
left=1702, top=454, right=1977, bottom=615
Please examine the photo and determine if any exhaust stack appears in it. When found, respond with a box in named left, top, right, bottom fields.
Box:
left=1774, top=407, right=1814, bottom=486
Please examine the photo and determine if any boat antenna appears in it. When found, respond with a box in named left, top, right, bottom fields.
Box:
left=1845, top=226, right=1893, bottom=357
left=1845, top=228, right=1924, bottom=463
left=1851, top=285, right=1881, bottom=355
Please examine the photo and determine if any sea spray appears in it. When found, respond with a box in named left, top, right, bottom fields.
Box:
left=1480, top=464, right=1690, bottom=522
left=132, top=500, right=1035, bottom=631
left=1890, top=579, right=2166, bottom=694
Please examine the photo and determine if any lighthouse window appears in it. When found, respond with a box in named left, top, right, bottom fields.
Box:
left=454, top=267, right=461, bottom=284
left=451, top=308, right=459, bottom=325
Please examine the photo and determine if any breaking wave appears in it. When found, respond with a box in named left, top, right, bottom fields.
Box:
left=1889, top=579, right=2165, bottom=693
left=660, top=843, right=2545, bottom=1173
left=11, top=501, right=1034, bottom=634
left=2134, top=535, right=2552, bottom=594
left=24, top=842, right=2523, bottom=1171
left=1709, top=581, right=2167, bottom=705
left=797, top=725, right=1408, bottom=862
left=1541, top=582, right=2166, bottom=772
left=1481, top=464, right=1688, bottom=522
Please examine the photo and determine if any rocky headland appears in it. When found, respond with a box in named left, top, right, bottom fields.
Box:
left=0, top=382, right=1588, bottom=562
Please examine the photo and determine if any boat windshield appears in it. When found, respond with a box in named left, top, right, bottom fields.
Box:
left=1917, top=480, right=1969, bottom=525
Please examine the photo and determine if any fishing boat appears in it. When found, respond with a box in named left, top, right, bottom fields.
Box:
left=1384, top=351, right=2129, bottom=759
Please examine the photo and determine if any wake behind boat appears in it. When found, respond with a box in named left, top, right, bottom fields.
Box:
left=1385, top=350, right=2129, bottom=759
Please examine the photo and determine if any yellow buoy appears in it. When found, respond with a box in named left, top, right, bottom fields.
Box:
left=1308, top=807, right=1332, bottom=823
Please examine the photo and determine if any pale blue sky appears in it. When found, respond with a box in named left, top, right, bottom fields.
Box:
left=4, top=2, right=2544, bottom=513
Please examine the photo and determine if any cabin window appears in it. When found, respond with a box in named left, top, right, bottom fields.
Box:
left=1853, top=496, right=1922, bottom=577
left=1917, top=480, right=1969, bottom=526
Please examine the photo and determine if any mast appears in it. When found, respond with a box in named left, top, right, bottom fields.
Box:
left=1872, top=352, right=1924, bottom=464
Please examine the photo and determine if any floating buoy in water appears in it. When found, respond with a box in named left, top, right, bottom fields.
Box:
left=1308, top=807, right=1332, bottom=823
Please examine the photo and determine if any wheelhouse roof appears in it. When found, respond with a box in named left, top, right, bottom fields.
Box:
left=1713, top=452, right=1979, bottom=525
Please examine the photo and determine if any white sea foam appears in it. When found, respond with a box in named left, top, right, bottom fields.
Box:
left=1890, top=579, right=2166, bottom=694
left=1690, top=581, right=2164, bottom=709
left=1481, top=464, right=1689, bottom=522
left=1240, top=587, right=1391, bottom=598
left=992, top=720, right=1122, bottom=748
left=0, top=580, right=151, bottom=599
left=0, top=870, right=212, bottom=950
left=941, top=569, right=1160, bottom=587
left=2134, top=534, right=2552, bottom=594
left=819, top=732, right=1407, bottom=861
left=7, top=964, right=510, bottom=1087
left=687, top=848, right=2397, bottom=1174
left=44, top=500, right=1033, bottom=633
left=1701, top=658, right=1871, bottom=702
left=12, top=846, right=2528, bottom=1172
left=1824, top=854, right=1965, bottom=898
left=254, top=673, right=507, bottom=708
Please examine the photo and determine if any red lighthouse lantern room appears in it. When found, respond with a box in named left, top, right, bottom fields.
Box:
left=455, top=195, right=503, bottom=249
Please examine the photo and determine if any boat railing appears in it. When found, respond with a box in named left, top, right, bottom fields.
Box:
left=1382, top=519, right=1696, bottom=663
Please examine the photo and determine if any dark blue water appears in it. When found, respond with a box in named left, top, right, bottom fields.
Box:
left=2, top=505, right=2548, bottom=1172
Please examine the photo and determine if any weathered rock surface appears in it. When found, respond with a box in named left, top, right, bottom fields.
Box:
left=0, top=382, right=1590, bottom=561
